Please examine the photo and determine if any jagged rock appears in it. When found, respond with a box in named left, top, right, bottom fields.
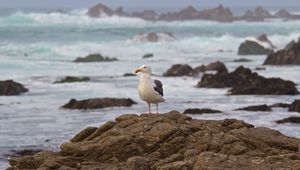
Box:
left=197, top=66, right=299, bottom=95
left=236, top=104, right=272, bottom=112
left=194, top=61, right=228, bottom=73
left=276, top=117, right=300, bottom=124
left=239, top=6, right=272, bottom=21
left=142, top=53, right=154, bottom=59
left=254, top=6, right=272, bottom=18
left=163, top=64, right=195, bottom=77
left=159, top=6, right=199, bottom=21
left=132, top=10, right=158, bottom=20
left=8, top=111, right=300, bottom=170
left=54, top=76, right=90, bottom=84
left=74, top=54, right=118, bottom=63
left=264, top=39, right=300, bottom=65
left=183, top=108, right=222, bottom=114
left=62, top=98, right=137, bottom=110
left=87, top=3, right=114, bottom=17
left=274, top=9, right=292, bottom=18
left=198, top=4, right=234, bottom=22
left=285, top=40, right=297, bottom=50
left=289, top=100, right=300, bottom=112
left=0, top=80, right=28, bottom=96
left=131, top=32, right=175, bottom=43
left=238, top=40, right=273, bottom=55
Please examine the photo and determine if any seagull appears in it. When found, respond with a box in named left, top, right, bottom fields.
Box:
left=134, top=65, right=165, bottom=114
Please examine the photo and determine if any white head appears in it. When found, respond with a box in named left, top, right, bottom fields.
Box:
left=134, top=65, right=152, bottom=75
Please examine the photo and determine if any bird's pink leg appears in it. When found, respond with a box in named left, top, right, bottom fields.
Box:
left=148, top=103, right=151, bottom=114
left=156, top=103, right=159, bottom=114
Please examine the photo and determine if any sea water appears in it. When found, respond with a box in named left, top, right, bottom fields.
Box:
left=0, top=8, right=300, bottom=168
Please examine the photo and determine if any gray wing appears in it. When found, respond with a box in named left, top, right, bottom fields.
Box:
left=154, top=79, right=163, bottom=96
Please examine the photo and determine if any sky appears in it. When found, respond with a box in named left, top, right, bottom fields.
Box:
left=0, top=0, right=299, bottom=9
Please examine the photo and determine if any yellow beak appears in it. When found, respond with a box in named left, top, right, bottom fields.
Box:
left=134, top=68, right=142, bottom=74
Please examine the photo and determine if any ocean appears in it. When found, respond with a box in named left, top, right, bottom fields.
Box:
left=0, top=8, right=300, bottom=168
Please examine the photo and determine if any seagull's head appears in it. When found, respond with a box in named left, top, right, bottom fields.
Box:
left=134, top=65, right=152, bottom=75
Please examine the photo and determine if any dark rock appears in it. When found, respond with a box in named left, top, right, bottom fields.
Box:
left=274, top=9, right=292, bottom=18
left=183, top=108, right=222, bottom=114
left=270, top=103, right=291, bottom=108
left=238, top=7, right=272, bottom=22
left=238, top=40, right=273, bottom=55
left=236, top=104, right=272, bottom=112
left=142, top=53, right=154, bottom=59
left=123, top=73, right=136, bottom=77
left=264, top=39, right=300, bottom=65
left=115, top=6, right=127, bottom=16
left=257, top=34, right=276, bottom=49
left=0, top=80, right=28, bottom=96
left=54, top=76, right=90, bottom=84
left=163, top=64, right=195, bottom=77
left=194, top=61, right=228, bottom=73
left=233, top=58, right=252, bottom=62
left=289, top=100, right=300, bottom=112
left=254, top=67, right=266, bottom=71
left=131, top=32, right=175, bottom=43
left=285, top=40, right=296, bottom=50
left=74, top=53, right=118, bottom=63
left=62, top=98, right=137, bottom=110
left=132, top=10, right=158, bottom=20
left=197, top=66, right=299, bottom=95
left=87, top=3, right=114, bottom=17
left=254, top=6, right=272, bottom=18
left=276, top=117, right=300, bottom=124
left=8, top=111, right=300, bottom=170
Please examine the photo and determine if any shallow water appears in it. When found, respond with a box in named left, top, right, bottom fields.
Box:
left=1, top=9, right=300, bottom=169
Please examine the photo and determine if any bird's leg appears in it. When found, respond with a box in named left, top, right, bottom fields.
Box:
left=148, top=103, right=151, bottom=114
left=156, top=103, right=159, bottom=114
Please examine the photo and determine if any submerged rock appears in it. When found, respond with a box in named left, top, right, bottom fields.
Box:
left=0, top=80, right=28, bottom=96
left=289, top=100, right=300, bottom=112
left=197, top=66, right=299, bottom=95
left=62, top=98, right=137, bottom=110
left=236, top=104, right=272, bottom=112
left=8, top=111, right=300, bottom=170
left=163, top=64, right=195, bottom=77
left=142, top=53, right=154, bottom=59
left=74, top=54, right=118, bottom=63
left=233, top=58, right=252, bottom=62
left=131, top=32, right=175, bottom=43
left=276, top=117, right=300, bottom=124
left=54, top=76, right=90, bottom=84
left=194, top=61, right=228, bottom=73
left=183, top=108, right=222, bottom=114
left=123, top=73, right=136, bottom=77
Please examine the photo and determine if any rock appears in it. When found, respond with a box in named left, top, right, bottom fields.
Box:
left=62, top=98, right=137, bottom=110
left=0, top=80, right=28, bottom=96
left=239, top=7, right=272, bottom=21
left=274, top=9, right=292, bottom=18
left=236, top=104, right=272, bottom=112
left=233, top=58, right=252, bottom=62
left=289, top=100, right=300, bottom=112
left=8, top=111, right=300, bottom=170
left=163, top=64, right=195, bottom=77
left=194, top=61, right=228, bottom=73
left=115, top=6, right=127, bottom=16
left=5, top=149, right=44, bottom=158
left=159, top=6, right=199, bottom=21
left=270, top=103, right=291, bottom=108
left=131, top=32, right=175, bottom=43
left=198, top=4, right=234, bottom=22
left=263, top=39, right=300, bottom=65
left=74, top=53, right=118, bottom=63
left=197, top=66, right=299, bottom=95
left=142, top=53, right=154, bottom=59
left=254, top=6, right=272, bottom=18
left=285, top=40, right=296, bottom=50
left=276, top=117, right=300, bottom=124
left=87, top=3, right=114, bottom=17
left=123, top=73, right=136, bottom=77
left=238, top=40, right=273, bottom=55
left=54, top=76, right=90, bottom=84
left=257, top=34, right=276, bottom=49
left=183, top=108, right=222, bottom=114
left=254, top=67, right=266, bottom=71
left=132, top=10, right=158, bottom=20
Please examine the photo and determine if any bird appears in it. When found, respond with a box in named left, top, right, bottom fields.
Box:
left=134, top=65, right=164, bottom=114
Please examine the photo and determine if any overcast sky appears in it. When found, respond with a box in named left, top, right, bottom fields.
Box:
left=1, top=0, right=299, bottom=9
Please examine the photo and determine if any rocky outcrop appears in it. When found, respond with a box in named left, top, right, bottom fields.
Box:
left=274, top=9, right=292, bottom=18
left=62, top=98, right=137, bottom=110
left=132, top=10, right=158, bottom=20
left=87, top=3, right=114, bottom=17
left=263, top=38, right=300, bottom=65
left=74, top=54, right=118, bottom=63
left=239, top=6, right=272, bottom=21
left=236, top=104, right=272, bottom=112
left=276, top=117, right=300, bottom=124
left=8, top=111, right=300, bottom=170
left=197, top=66, right=299, bottom=95
left=0, top=80, right=28, bottom=96
left=54, top=76, right=90, bottom=84
left=131, top=32, right=175, bottom=43
left=238, top=34, right=274, bottom=55
left=270, top=103, right=290, bottom=108
left=289, top=100, right=300, bottom=112
left=194, top=61, right=228, bottom=73
left=183, top=108, right=222, bottom=114
left=163, top=64, right=195, bottom=77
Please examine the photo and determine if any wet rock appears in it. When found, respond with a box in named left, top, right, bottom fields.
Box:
left=183, top=108, right=222, bottom=114
left=285, top=40, right=297, bottom=50
left=263, top=39, right=300, bottom=65
left=54, top=76, right=90, bottom=84
left=74, top=53, right=118, bottom=63
left=276, top=117, right=300, bottom=124
left=236, top=104, right=272, bottom=112
left=8, top=111, right=300, bottom=170
left=142, top=53, right=154, bottom=59
left=6, top=149, right=44, bottom=158
left=257, top=34, right=276, bottom=49
left=270, top=103, right=291, bottom=108
left=233, top=58, right=252, bottom=62
left=194, top=61, right=228, bottom=73
left=289, top=100, right=300, bottom=112
left=87, top=3, right=114, bottom=17
left=131, top=32, right=175, bottom=43
left=123, top=73, right=136, bottom=77
left=0, top=80, right=28, bottom=96
left=62, top=98, right=137, bottom=110
left=132, top=10, right=158, bottom=20
left=163, top=64, right=195, bottom=77
left=254, top=67, right=266, bottom=71
left=197, top=66, right=299, bottom=95
left=238, top=40, right=273, bottom=55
